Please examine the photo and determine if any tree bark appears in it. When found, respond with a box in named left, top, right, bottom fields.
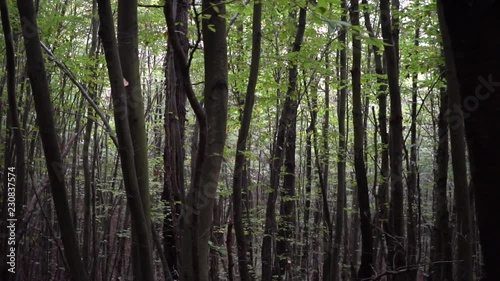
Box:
left=162, top=1, right=189, bottom=277
left=96, top=0, right=155, bottom=280
left=351, top=0, right=374, bottom=278
left=232, top=1, right=262, bottom=281
left=431, top=77, right=453, bottom=281
left=331, top=2, right=348, bottom=280
left=261, top=6, right=307, bottom=281
left=117, top=1, right=153, bottom=278
left=15, top=0, right=88, bottom=280
left=362, top=2, right=390, bottom=274
left=0, top=1, right=25, bottom=279
left=379, top=0, right=406, bottom=279
left=176, top=0, right=229, bottom=279
left=405, top=26, right=420, bottom=281
left=437, top=2, right=480, bottom=281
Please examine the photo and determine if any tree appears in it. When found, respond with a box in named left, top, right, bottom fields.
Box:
left=437, top=6, right=474, bottom=281
left=162, top=0, right=189, bottom=277
left=350, top=0, right=373, bottom=278
left=0, top=0, right=25, bottom=279
left=232, top=1, right=262, bottom=281
left=118, top=0, right=154, bottom=279
left=15, top=0, right=88, bottom=280
left=330, top=1, right=348, bottom=280
left=261, top=4, right=307, bottom=281
left=3, top=0, right=494, bottom=280
left=165, top=0, right=229, bottom=279
left=379, top=0, right=407, bottom=279
left=438, top=1, right=500, bottom=280
left=96, top=0, right=155, bottom=280
left=431, top=74, right=453, bottom=281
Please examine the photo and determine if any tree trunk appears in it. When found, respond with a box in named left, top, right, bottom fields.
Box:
left=379, top=0, right=406, bottom=279
left=331, top=2, right=348, bottom=280
left=362, top=2, right=390, bottom=275
left=177, top=0, right=229, bottom=280
left=261, top=6, right=307, bottom=281
left=82, top=116, right=93, bottom=271
left=162, top=1, right=189, bottom=277
left=431, top=77, right=453, bottom=281
left=437, top=3, right=478, bottom=281
left=405, top=27, right=420, bottom=281
left=117, top=2, right=153, bottom=278
left=232, top=1, right=262, bottom=281
left=303, top=114, right=313, bottom=281
left=351, top=0, right=374, bottom=278
left=0, top=1, right=25, bottom=279
left=96, top=0, right=155, bottom=280
left=15, top=0, right=88, bottom=280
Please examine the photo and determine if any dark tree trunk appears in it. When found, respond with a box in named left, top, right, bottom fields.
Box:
left=232, top=1, right=262, bottom=281
left=15, top=0, right=88, bottom=280
left=431, top=78, right=453, bottom=281
left=437, top=2, right=496, bottom=280
left=351, top=0, right=373, bottom=278
left=117, top=1, right=153, bottom=278
left=261, top=6, right=307, bottom=281
left=362, top=2, right=390, bottom=274
left=405, top=27, right=420, bottom=281
left=164, top=0, right=208, bottom=278
left=174, top=0, right=229, bottom=279
left=162, top=1, right=189, bottom=277
left=82, top=116, right=93, bottom=271
left=379, top=0, right=406, bottom=279
left=96, top=0, right=155, bottom=280
left=331, top=2, right=348, bottom=280
left=0, top=1, right=25, bottom=279
left=303, top=113, right=313, bottom=280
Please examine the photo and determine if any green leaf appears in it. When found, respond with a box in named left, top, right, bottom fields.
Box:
left=212, top=3, right=219, bottom=13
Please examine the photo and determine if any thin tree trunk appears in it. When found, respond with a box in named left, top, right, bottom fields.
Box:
left=362, top=2, right=390, bottom=275
left=351, top=0, right=373, bottom=278
left=175, top=0, right=228, bottom=279
left=162, top=1, right=189, bottom=277
left=96, top=1, right=155, bottom=280
left=331, top=2, right=348, bottom=279
left=404, top=25, right=420, bottom=281
left=262, top=6, right=307, bottom=281
left=15, top=0, right=88, bottom=280
left=0, top=1, right=25, bottom=279
left=303, top=116, right=313, bottom=281
left=82, top=116, right=93, bottom=271
left=437, top=4, right=474, bottom=281
left=379, top=0, right=406, bottom=279
left=232, top=1, right=262, bottom=281
left=431, top=76, right=453, bottom=281
left=117, top=1, right=153, bottom=278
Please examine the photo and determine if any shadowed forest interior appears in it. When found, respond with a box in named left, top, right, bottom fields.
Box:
left=1, top=0, right=500, bottom=280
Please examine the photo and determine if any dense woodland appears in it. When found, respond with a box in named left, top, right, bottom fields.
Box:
left=0, top=0, right=499, bottom=280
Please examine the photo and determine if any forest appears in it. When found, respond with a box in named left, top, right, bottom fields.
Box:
left=0, top=0, right=500, bottom=280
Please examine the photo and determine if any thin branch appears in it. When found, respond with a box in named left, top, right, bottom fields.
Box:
left=164, top=1, right=207, bottom=225
left=403, top=71, right=444, bottom=143
left=189, top=0, right=202, bottom=68
left=40, top=42, right=119, bottom=148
